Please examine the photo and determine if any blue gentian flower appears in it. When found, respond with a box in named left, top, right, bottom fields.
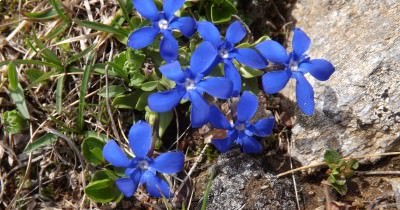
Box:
left=255, top=28, right=335, bottom=115
left=197, top=21, right=267, bottom=96
left=102, top=121, right=184, bottom=198
left=148, top=42, right=233, bottom=128
left=127, top=0, right=196, bottom=62
left=209, top=91, right=274, bottom=154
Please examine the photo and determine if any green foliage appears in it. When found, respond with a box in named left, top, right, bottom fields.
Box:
left=85, top=170, right=123, bottom=203
left=82, top=136, right=106, bottom=166
left=24, top=133, right=58, bottom=153
left=324, top=149, right=359, bottom=195
left=210, top=0, right=237, bottom=24
left=7, top=63, right=30, bottom=119
left=2, top=110, right=28, bottom=134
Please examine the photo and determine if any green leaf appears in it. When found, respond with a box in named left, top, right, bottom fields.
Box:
left=25, top=69, right=44, bottom=83
left=25, top=8, right=59, bottom=20
left=331, top=182, right=348, bottom=196
left=66, top=46, right=95, bottom=65
left=85, top=179, right=123, bottom=203
left=324, top=149, right=341, bottom=166
left=45, top=21, right=70, bottom=40
left=77, top=53, right=95, bottom=130
left=48, top=0, right=70, bottom=22
left=74, top=19, right=128, bottom=39
left=238, top=65, right=264, bottom=78
left=237, top=35, right=271, bottom=48
left=27, top=70, right=56, bottom=88
left=56, top=76, right=65, bottom=113
left=0, top=59, right=60, bottom=69
left=129, top=72, right=145, bottom=87
left=242, top=77, right=261, bottom=94
left=92, top=169, right=118, bottom=181
left=135, top=91, right=151, bottom=111
left=141, top=81, right=158, bottom=91
left=7, top=62, right=18, bottom=90
left=82, top=137, right=105, bottom=165
left=24, top=133, right=57, bottom=153
left=210, top=0, right=237, bottom=24
left=1, top=110, right=28, bottom=134
left=8, top=63, right=30, bottom=119
left=99, top=85, right=126, bottom=98
left=159, top=111, right=173, bottom=137
left=112, top=91, right=142, bottom=109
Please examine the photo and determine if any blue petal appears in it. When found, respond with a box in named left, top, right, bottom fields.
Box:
left=103, top=140, right=130, bottom=168
left=132, top=0, right=159, bottom=21
left=169, top=17, right=196, bottom=37
left=300, top=59, right=335, bottom=81
left=212, top=137, right=234, bottom=153
left=294, top=72, right=315, bottom=115
left=128, top=121, right=153, bottom=158
left=142, top=172, right=171, bottom=198
left=261, top=70, right=291, bottom=94
left=251, top=117, right=274, bottom=137
left=237, top=91, right=258, bottom=122
left=197, top=21, right=221, bottom=46
left=233, top=48, right=267, bottom=69
left=224, top=61, right=241, bottom=97
left=292, top=28, right=311, bottom=57
left=151, top=152, right=184, bottom=174
left=237, top=134, right=263, bottom=154
left=115, top=178, right=137, bottom=197
left=148, top=87, right=186, bottom=112
left=197, top=77, right=233, bottom=99
left=160, top=31, right=178, bottom=62
left=226, top=21, right=246, bottom=45
left=159, top=61, right=185, bottom=83
left=127, top=27, right=159, bottom=49
left=209, top=105, right=231, bottom=129
left=189, top=90, right=210, bottom=128
left=163, top=0, right=185, bottom=19
left=255, top=40, right=289, bottom=64
left=189, top=41, right=218, bottom=76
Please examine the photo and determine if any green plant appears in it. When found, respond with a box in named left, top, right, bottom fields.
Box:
left=324, top=149, right=359, bottom=195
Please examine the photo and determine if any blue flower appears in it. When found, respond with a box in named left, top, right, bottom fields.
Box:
left=127, top=0, right=196, bottom=62
left=148, top=42, right=233, bottom=128
left=102, top=121, right=184, bottom=198
left=208, top=91, right=274, bottom=154
left=255, top=28, right=335, bottom=115
left=197, top=21, right=267, bottom=96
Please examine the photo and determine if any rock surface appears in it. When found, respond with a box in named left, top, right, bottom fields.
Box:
left=287, top=0, right=400, bottom=166
left=205, top=150, right=297, bottom=210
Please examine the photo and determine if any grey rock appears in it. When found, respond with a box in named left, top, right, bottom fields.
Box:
left=287, top=0, right=400, bottom=166
left=206, top=150, right=297, bottom=210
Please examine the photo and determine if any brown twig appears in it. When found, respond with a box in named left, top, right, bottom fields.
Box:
left=277, top=152, right=400, bottom=178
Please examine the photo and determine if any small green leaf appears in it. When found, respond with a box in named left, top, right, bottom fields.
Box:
left=82, top=137, right=105, bottom=165
left=25, top=8, right=59, bottom=20
left=56, top=76, right=65, bottom=114
left=239, top=65, right=264, bottom=78
left=24, top=133, right=58, bottom=153
left=129, top=72, right=145, bottom=87
left=141, top=81, right=158, bottom=91
left=135, top=91, right=151, bottom=111
left=210, top=0, right=237, bottom=24
left=74, top=19, right=128, bottom=39
left=8, top=63, right=30, bottom=119
left=112, top=91, right=142, bottom=109
left=2, top=110, right=28, bottom=134
left=159, top=111, right=173, bottom=137
left=242, top=77, right=261, bottom=94
left=92, top=169, right=118, bottom=181
left=324, top=149, right=341, bottom=166
left=85, top=179, right=123, bottom=203
left=25, top=69, right=44, bottom=83
left=77, top=53, right=95, bottom=130
left=99, top=85, right=126, bottom=98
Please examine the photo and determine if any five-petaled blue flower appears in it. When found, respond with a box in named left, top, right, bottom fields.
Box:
left=255, top=28, right=335, bottom=115
left=128, top=0, right=196, bottom=62
left=148, top=42, right=233, bottom=128
left=196, top=21, right=267, bottom=96
left=102, top=121, right=184, bottom=198
left=209, top=91, right=274, bottom=154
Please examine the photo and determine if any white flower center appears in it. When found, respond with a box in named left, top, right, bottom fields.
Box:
left=184, top=79, right=196, bottom=91
left=158, top=19, right=169, bottom=30
left=219, top=49, right=230, bottom=59
left=138, top=160, right=149, bottom=170
left=289, top=59, right=299, bottom=71
left=235, top=123, right=246, bottom=131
